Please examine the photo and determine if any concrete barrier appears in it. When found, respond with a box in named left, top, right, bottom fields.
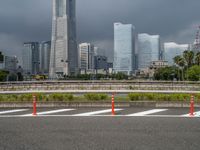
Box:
left=0, top=101, right=200, bottom=108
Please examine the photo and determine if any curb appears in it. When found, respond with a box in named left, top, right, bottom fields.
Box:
left=0, top=101, right=200, bottom=108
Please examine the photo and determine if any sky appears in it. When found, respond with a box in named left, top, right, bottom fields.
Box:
left=0, top=0, right=200, bottom=63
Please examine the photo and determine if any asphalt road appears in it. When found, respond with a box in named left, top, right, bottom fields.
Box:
left=0, top=108, right=200, bottom=150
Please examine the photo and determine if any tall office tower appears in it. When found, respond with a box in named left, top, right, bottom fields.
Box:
left=0, top=52, right=4, bottom=70
left=39, top=41, right=51, bottom=74
left=138, top=33, right=160, bottom=70
left=22, top=42, right=39, bottom=75
left=79, top=43, right=95, bottom=72
left=4, top=56, right=18, bottom=72
left=49, top=0, right=78, bottom=78
left=164, top=42, right=188, bottom=65
left=113, top=22, right=135, bottom=75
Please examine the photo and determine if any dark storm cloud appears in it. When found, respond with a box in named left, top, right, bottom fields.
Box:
left=0, top=0, right=200, bottom=61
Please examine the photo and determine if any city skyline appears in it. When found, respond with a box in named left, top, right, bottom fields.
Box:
left=0, top=0, right=200, bottom=63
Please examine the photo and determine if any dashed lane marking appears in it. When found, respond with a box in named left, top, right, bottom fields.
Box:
left=72, top=109, right=123, bottom=116
left=126, top=109, right=168, bottom=116
left=0, top=109, right=28, bottom=115
left=22, top=109, right=75, bottom=116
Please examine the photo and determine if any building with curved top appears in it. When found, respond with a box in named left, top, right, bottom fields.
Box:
left=138, top=33, right=160, bottom=70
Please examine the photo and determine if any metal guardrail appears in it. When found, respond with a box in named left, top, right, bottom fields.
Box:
left=0, top=90, right=200, bottom=94
left=0, top=80, right=199, bottom=91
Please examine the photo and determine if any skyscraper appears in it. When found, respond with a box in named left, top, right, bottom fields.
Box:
left=39, top=41, right=51, bottom=74
left=49, top=0, right=78, bottom=78
left=23, top=42, right=39, bottom=75
left=113, top=22, right=135, bottom=75
left=164, top=42, right=188, bottom=65
left=138, top=33, right=160, bottom=70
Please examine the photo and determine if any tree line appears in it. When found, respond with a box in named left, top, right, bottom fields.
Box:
left=154, top=50, right=200, bottom=81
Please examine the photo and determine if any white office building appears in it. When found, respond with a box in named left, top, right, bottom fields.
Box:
left=79, top=43, right=95, bottom=73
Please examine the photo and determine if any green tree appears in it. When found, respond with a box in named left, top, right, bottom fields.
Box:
left=173, top=56, right=185, bottom=80
left=113, top=72, right=128, bottom=80
left=154, top=67, right=178, bottom=80
left=0, top=71, right=8, bottom=81
left=186, top=65, right=200, bottom=81
left=183, top=50, right=194, bottom=67
left=195, top=52, right=200, bottom=66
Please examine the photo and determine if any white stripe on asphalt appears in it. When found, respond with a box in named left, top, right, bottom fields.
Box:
left=22, top=109, right=75, bottom=116
left=73, top=109, right=123, bottom=116
left=182, top=111, right=200, bottom=117
left=0, top=114, right=199, bottom=118
left=126, top=109, right=168, bottom=116
left=0, top=109, right=28, bottom=115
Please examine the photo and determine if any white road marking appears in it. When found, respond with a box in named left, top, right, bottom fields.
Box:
left=73, top=109, right=123, bottom=116
left=0, top=109, right=28, bottom=115
left=22, top=109, right=75, bottom=116
left=0, top=114, right=199, bottom=118
left=182, top=111, right=200, bottom=117
left=126, top=109, right=168, bottom=116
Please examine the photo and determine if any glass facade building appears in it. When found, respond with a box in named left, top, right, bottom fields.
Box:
left=164, top=42, right=188, bottom=65
left=138, top=33, right=160, bottom=70
left=113, top=23, right=135, bottom=75
left=39, top=41, right=51, bottom=74
left=23, top=42, right=39, bottom=75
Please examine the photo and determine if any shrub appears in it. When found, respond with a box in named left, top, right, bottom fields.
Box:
left=48, top=93, right=74, bottom=102
left=99, top=94, right=108, bottom=100
left=84, top=93, right=108, bottom=101
left=128, top=93, right=191, bottom=101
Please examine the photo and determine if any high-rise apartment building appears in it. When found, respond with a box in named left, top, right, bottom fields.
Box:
left=164, top=42, right=188, bottom=65
left=138, top=33, right=160, bottom=70
left=39, top=41, right=51, bottom=74
left=113, top=22, right=135, bottom=75
left=22, top=42, right=39, bottom=75
left=49, top=0, right=78, bottom=78
left=79, top=43, right=95, bottom=72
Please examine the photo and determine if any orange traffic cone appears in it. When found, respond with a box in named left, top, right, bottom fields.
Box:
left=32, top=94, right=37, bottom=116
left=111, top=94, right=115, bottom=115
left=189, top=95, right=195, bottom=117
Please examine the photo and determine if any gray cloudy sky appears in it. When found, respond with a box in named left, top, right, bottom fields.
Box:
left=0, top=0, right=200, bottom=62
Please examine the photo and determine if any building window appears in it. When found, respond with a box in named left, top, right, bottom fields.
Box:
left=56, top=0, right=63, bottom=17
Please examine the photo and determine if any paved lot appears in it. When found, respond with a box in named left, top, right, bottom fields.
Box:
left=0, top=108, right=200, bottom=150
